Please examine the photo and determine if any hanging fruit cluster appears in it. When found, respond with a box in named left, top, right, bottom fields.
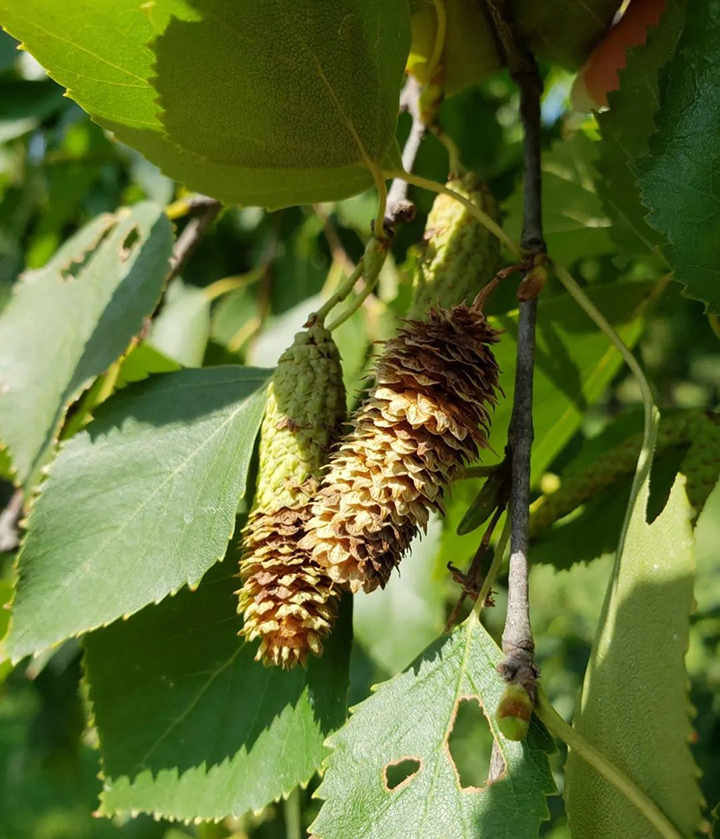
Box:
left=238, top=174, right=504, bottom=666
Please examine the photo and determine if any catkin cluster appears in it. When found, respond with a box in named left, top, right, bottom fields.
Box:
left=242, top=176, right=504, bottom=663
left=301, top=298, right=501, bottom=593
left=238, top=321, right=345, bottom=668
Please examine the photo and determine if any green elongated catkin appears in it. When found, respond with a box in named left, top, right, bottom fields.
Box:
left=680, top=410, right=720, bottom=517
left=408, top=172, right=501, bottom=319
left=237, top=320, right=345, bottom=668
left=530, top=410, right=720, bottom=538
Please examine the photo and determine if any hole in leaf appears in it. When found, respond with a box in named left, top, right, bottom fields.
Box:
left=447, top=697, right=494, bottom=789
left=383, top=757, right=421, bottom=791
left=60, top=224, right=115, bottom=281
left=120, top=226, right=141, bottom=261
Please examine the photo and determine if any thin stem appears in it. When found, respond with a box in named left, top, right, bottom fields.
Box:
left=384, top=169, right=521, bottom=257
left=284, top=788, right=302, bottom=839
left=503, top=295, right=537, bottom=664
left=535, top=690, right=684, bottom=839
left=428, top=0, right=448, bottom=83
left=553, top=261, right=659, bottom=559
left=203, top=267, right=265, bottom=301
left=227, top=315, right=262, bottom=354
left=481, top=0, right=545, bottom=717
left=472, top=517, right=511, bottom=618
left=463, top=464, right=503, bottom=479
left=94, top=359, right=122, bottom=405
left=60, top=354, right=124, bottom=441
left=432, top=127, right=464, bottom=175
left=314, top=260, right=365, bottom=324
left=371, top=167, right=389, bottom=240
left=327, top=271, right=380, bottom=331
left=168, top=199, right=222, bottom=282
left=386, top=77, right=427, bottom=220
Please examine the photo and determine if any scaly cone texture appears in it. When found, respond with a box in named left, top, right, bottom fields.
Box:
left=238, top=321, right=346, bottom=668
left=301, top=297, right=501, bottom=593
left=408, top=173, right=501, bottom=319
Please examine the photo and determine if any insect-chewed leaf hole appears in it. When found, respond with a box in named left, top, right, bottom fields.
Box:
left=59, top=224, right=116, bottom=281
left=447, top=696, right=494, bottom=789
left=383, top=757, right=422, bottom=791
left=120, top=226, right=141, bottom=261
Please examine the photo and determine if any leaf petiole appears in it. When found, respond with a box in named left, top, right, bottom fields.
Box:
left=383, top=169, right=521, bottom=256
left=553, top=261, right=659, bottom=559
left=315, top=260, right=365, bottom=324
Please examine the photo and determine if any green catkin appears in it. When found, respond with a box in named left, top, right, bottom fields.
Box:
left=237, top=320, right=346, bottom=668
left=408, top=172, right=501, bottom=319
left=680, top=410, right=720, bottom=517
left=530, top=410, right=720, bottom=538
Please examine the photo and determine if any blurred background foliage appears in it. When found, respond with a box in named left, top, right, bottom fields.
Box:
left=0, top=24, right=718, bottom=839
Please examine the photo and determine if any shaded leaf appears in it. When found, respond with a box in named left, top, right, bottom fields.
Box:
left=149, top=278, right=211, bottom=368
left=0, top=204, right=172, bottom=488
left=84, top=563, right=351, bottom=821
left=2, top=366, right=269, bottom=663
left=313, top=613, right=555, bottom=839
left=489, top=280, right=654, bottom=483
left=595, top=0, right=687, bottom=260
left=505, top=134, right=613, bottom=265
left=151, top=0, right=409, bottom=207
left=1, top=0, right=410, bottom=208
left=115, top=341, right=181, bottom=389
left=565, top=476, right=702, bottom=837
left=635, top=0, right=720, bottom=311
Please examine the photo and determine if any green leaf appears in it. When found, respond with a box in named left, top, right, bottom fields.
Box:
left=0, top=577, right=12, bottom=684
left=1, top=0, right=410, bottom=208
left=115, top=342, right=181, bottom=389
left=313, top=613, right=554, bottom=839
left=489, top=280, right=654, bottom=483
left=504, top=134, right=613, bottom=265
left=635, top=0, right=720, bottom=311
left=2, top=366, right=269, bottom=663
left=84, top=563, right=351, bottom=821
left=151, top=0, right=409, bottom=207
left=0, top=28, right=17, bottom=72
left=149, top=279, right=211, bottom=368
left=565, top=476, right=703, bottom=838
left=0, top=203, right=172, bottom=488
left=595, top=0, right=687, bottom=260
left=353, top=517, right=444, bottom=675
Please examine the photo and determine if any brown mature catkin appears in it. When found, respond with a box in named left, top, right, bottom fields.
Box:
left=238, top=320, right=345, bottom=668
left=301, top=295, right=501, bottom=593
